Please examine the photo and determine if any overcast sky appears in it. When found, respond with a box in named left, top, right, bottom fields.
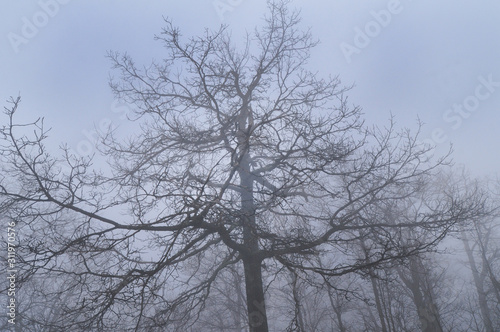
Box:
left=2, top=0, right=500, bottom=178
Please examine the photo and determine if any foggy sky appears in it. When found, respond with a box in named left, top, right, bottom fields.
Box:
left=1, top=0, right=499, bottom=177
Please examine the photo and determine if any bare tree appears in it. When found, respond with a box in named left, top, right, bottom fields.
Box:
left=185, top=260, right=248, bottom=331
left=397, top=255, right=444, bottom=332
left=0, top=1, right=487, bottom=331
left=440, top=171, right=500, bottom=331
left=460, top=213, right=500, bottom=332
left=341, top=174, right=488, bottom=332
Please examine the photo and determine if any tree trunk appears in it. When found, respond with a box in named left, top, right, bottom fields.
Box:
left=382, top=280, right=397, bottom=332
left=243, top=257, right=269, bottom=332
left=239, top=131, right=269, bottom=332
left=232, top=266, right=246, bottom=331
left=475, top=224, right=500, bottom=305
left=398, top=258, right=443, bottom=332
left=462, top=233, right=495, bottom=332
left=411, top=285, right=443, bottom=332
left=361, top=239, right=388, bottom=332
left=369, top=272, right=389, bottom=332
left=290, top=271, right=306, bottom=331
left=326, top=286, right=347, bottom=332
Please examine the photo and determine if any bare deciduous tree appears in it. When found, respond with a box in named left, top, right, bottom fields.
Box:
left=0, top=1, right=486, bottom=331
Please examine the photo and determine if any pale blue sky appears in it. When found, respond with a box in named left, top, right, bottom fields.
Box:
left=2, top=0, right=500, bottom=176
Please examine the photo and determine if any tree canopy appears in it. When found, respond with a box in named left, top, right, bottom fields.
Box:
left=0, top=1, right=487, bottom=331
